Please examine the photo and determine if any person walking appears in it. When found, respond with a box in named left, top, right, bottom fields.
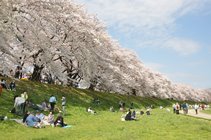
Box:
left=49, top=95, right=57, bottom=112
left=194, top=104, right=199, bottom=115
left=172, top=103, right=176, bottom=113
left=175, top=103, right=180, bottom=114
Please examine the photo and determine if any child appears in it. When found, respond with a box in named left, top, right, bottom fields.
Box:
left=61, top=96, right=66, bottom=115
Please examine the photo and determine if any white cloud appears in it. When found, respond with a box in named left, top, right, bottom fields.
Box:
left=76, top=0, right=208, bottom=55
left=163, top=37, right=201, bottom=55
left=77, top=0, right=205, bottom=34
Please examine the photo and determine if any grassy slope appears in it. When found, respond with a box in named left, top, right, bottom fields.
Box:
left=0, top=78, right=211, bottom=140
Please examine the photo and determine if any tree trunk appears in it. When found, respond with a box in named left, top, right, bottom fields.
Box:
left=88, top=77, right=98, bottom=90
left=30, top=64, right=44, bottom=81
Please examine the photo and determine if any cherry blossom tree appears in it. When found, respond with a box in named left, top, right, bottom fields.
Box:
left=0, top=0, right=210, bottom=102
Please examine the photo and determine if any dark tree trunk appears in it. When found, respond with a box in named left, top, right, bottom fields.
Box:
left=132, top=89, right=136, bottom=96
left=30, top=64, right=44, bottom=81
left=47, top=73, right=53, bottom=84
left=88, top=77, right=98, bottom=90
left=88, top=83, right=95, bottom=90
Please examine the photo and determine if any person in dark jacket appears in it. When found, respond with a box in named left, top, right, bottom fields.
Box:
left=125, top=110, right=132, bottom=121
left=9, top=81, right=16, bottom=91
left=23, top=111, right=30, bottom=123
left=54, top=112, right=66, bottom=127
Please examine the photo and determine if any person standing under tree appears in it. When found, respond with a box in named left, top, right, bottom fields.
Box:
left=61, top=96, right=66, bottom=115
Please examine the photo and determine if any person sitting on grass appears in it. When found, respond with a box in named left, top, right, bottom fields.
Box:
left=54, top=111, right=66, bottom=127
left=9, top=81, right=16, bottom=91
left=110, top=106, right=115, bottom=112
left=35, top=111, right=45, bottom=122
left=37, top=100, right=50, bottom=111
left=125, top=109, right=132, bottom=121
left=41, top=111, right=54, bottom=126
left=87, top=107, right=96, bottom=114
left=131, top=110, right=136, bottom=120
left=0, top=116, right=8, bottom=121
left=140, top=110, right=144, bottom=115
left=1, top=79, right=8, bottom=89
left=25, top=112, right=43, bottom=128
left=47, top=111, right=54, bottom=125
left=146, top=109, right=151, bottom=115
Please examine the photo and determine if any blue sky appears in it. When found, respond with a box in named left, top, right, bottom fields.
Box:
left=76, top=0, right=211, bottom=89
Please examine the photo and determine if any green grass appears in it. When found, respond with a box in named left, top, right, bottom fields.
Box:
left=201, top=109, right=211, bottom=115
left=0, top=78, right=211, bottom=140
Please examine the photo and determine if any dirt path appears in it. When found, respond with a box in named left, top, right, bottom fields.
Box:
left=187, top=109, right=211, bottom=120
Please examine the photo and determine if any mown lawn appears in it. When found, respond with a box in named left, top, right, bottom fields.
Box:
left=0, top=78, right=211, bottom=140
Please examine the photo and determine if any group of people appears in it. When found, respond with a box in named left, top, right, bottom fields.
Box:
left=22, top=110, right=66, bottom=128
left=2, top=79, right=210, bottom=128
left=0, top=79, right=16, bottom=91
left=121, top=108, right=151, bottom=121
left=172, top=102, right=208, bottom=115
left=172, top=102, right=189, bottom=115
left=123, top=109, right=136, bottom=121
left=48, top=95, right=66, bottom=115
left=9, top=91, right=68, bottom=128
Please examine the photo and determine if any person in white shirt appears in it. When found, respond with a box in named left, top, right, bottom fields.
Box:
left=87, top=107, right=96, bottom=114
left=14, top=96, right=26, bottom=115
left=194, top=104, right=199, bottom=114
